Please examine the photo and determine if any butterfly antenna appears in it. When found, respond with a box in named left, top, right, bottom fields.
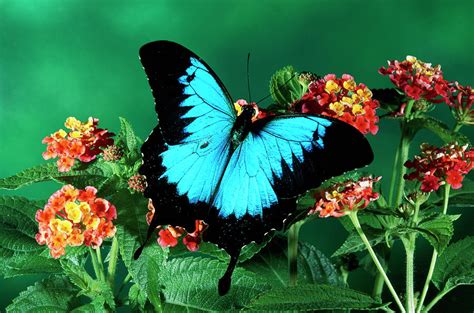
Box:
left=255, top=72, right=299, bottom=105
left=247, top=52, right=252, bottom=102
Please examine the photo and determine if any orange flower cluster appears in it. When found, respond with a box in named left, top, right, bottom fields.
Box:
left=42, top=117, right=114, bottom=172
left=293, top=74, right=379, bottom=135
left=309, top=176, right=381, bottom=218
left=35, top=185, right=117, bottom=258
left=146, top=200, right=206, bottom=251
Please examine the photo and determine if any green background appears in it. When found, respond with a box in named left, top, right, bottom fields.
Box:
left=0, top=0, right=473, bottom=311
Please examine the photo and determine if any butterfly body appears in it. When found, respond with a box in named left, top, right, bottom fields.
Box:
left=135, top=40, right=374, bottom=294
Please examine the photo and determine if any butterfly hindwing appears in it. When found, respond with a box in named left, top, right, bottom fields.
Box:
left=205, top=115, right=373, bottom=256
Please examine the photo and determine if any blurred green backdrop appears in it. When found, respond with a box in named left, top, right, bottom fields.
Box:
left=0, top=0, right=473, bottom=311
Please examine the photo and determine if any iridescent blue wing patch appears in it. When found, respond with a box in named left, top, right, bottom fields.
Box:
left=137, top=41, right=235, bottom=242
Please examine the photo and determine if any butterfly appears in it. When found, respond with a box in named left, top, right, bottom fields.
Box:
left=134, top=40, right=374, bottom=295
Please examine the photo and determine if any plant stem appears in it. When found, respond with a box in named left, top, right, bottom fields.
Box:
left=89, top=247, right=102, bottom=281
left=453, top=121, right=463, bottom=133
left=95, top=246, right=106, bottom=282
left=349, top=212, right=406, bottom=313
left=288, top=221, right=302, bottom=286
left=107, top=237, right=119, bottom=289
left=423, top=287, right=453, bottom=312
left=394, top=133, right=411, bottom=207
left=403, top=235, right=416, bottom=313
left=116, top=273, right=132, bottom=296
left=372, top=272, right=385, bottom=299
left=388, top=144, right=400, bottom=207
left=416, top=185, right=451, bottom=313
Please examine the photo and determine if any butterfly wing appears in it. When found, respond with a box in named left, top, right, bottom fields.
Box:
left=137, top=41, right=236, bottom=251
left=207, top=114, right=373, bottom=255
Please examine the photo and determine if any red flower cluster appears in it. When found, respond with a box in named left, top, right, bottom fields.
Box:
left=42, top=117, right=114, bottom=172
left=292, top=74, right=379, bottom=135
left=128, top=174, right=147, bottom=193
left=404, top=143, right=474, bottom=192
left=379, top=56, right=451, bottom=103
left=35, top=185, right=117, bottom=258
left=448, top=82, right=474, bottom=125
left=146, top=200, right=206, bottom=251
left=309, top=176, right=381, bottom=218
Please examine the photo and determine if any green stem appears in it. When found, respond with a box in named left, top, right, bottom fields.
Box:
left=116, top=273, right=132, bottom=296
left=423, top=287, right=453, bottom=312
left=388, top=144, right=401, bottom=207
left=416, top=185, right=451, bottom=313
left=107, top=237, right=119, bottom=289
left=453, top=121, right=463, bottom=133
left=403, top=235, right=416, bottom=313
left=288, top=221, right=302, bottom=286
left=95, top=246, right=106, bottom=282
left=89, top=247, right=102, bottom=281
left=349, top=212, right=406, bottom=313
left=394, top=132, right=411, bottom=207
left=372, top=272, right=385, bottom=299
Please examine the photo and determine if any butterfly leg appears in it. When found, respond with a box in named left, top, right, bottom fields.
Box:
left=218, top=248, right=241, bottom=295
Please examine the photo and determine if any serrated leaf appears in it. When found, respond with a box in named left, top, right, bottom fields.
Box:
left=418, top=214, right=457, bottom=254
left=6, top=276, right=78, bottom=312
left=0, top=162, right=108, bottom=190
left=61, top=260, right=115, bottom=310
left=332, top=227, right=385, bottom=257
left=1, top=254, right=61, bottom=278
left=407, top=116, right=470, bottom=144
left=161, top=257, right=269, bottom=311
left=129, top=283, right=148, bottom=312
left=269, top=65, right=303, bottom=107
left=116, top=117, right=142, bottom=164
left=432, top=236, right=474, bottom=291
left=298, top=241, right=344, bottom=286
left=248, top=284, right=382, bottom=311
left=243, top=236, right=341, bottom=287
left=0, top=196, right=44, bottom=255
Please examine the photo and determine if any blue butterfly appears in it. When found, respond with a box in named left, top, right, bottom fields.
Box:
left=134, top=41, right=373, bottom=294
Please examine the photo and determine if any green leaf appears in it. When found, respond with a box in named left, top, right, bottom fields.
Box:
left=6, top=276, right=78, bottom=313
left=248, top=284, right=382, bottom=311
left=417, top=214, right=457, bottom=254
left=243, top=237, right=341, bottom=287
left=161, top=257, right=269, bottom=311
left=1, top=254, right=61, bottom=278
left=298, top=241, right=344, bottom=286
left=0, top=196, right=44, bottom=255
left=129, top=284, right=148, bottom=312
left=61, top=260, right=115, bottom=310
left=269, top=65, right=303, bottom=107
left=116, top=117, right=142, bottom=163
left=432, top=236, right=474, bottom=291
left=406, top=116, right=470, bottom=144
left=0, top=162, right=108, bottom=190
left=332, top=227, right=385, bottom=257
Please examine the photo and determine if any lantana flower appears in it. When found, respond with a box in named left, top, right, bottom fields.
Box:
left=42, top=117, right=114, bottom=172
left=447, top=82, right=474, bottom=126
left=35, top=185, right=117, bottom=258
left=292, top=74, right=379, bottom=135
left=379, top=56, right=451, bottom=104
left=309, top=176, right=381, bottom=218
left=404, top=143, right=474, bottom=192
left=146, top=199, right=206, bottom=251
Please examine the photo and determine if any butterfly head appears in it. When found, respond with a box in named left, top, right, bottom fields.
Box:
left=234, top=99, right=259, bottom=121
